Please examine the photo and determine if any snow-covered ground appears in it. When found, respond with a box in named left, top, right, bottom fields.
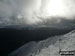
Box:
left=9, top=30, right=75, bottom=56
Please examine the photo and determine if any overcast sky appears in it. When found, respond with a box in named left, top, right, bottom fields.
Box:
left=0, top=0, right=75, bottom=29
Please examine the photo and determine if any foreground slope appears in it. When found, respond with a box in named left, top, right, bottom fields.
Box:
left=9, top=30, right=75, bottom=56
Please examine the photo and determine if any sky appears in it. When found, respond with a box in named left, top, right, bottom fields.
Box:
left=0, top=0, right=75, bottom=29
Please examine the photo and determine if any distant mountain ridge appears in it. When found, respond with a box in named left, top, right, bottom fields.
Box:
left=0, top=27, right=73, bottom=56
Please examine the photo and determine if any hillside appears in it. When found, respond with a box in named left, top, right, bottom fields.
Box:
left=9, top=29, right=75, bottom=56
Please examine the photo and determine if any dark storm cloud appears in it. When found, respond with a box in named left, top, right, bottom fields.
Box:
left=0, top=0, right=41, bottom=27
left=0, top=0, right=75, bottom=29
left=39, top=17, right=75, bottom=29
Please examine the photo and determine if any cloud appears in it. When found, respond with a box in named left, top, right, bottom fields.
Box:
left=39, top=17, right=75, bottom=29
left=0, top=0, right=75, bottom=29
left=0, top=0, right=42, bottom=27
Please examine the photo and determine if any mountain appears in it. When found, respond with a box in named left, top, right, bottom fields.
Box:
left=0, top=27, right=73, bottom=56
left=8, top=29, right=75, bottom=56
